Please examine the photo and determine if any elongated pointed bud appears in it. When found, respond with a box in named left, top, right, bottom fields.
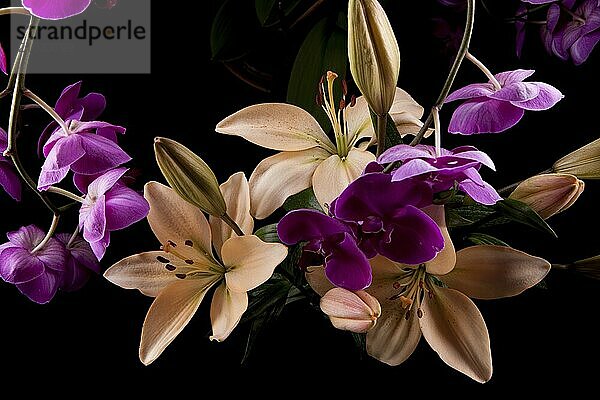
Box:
left=570, top=256, right=600, bottom=280
left=509, top=173, right=584, bottom=219
left=553, top=138, right=600, bottom=179
left=320, top=288, right=381, bottom=333
left=154, top=137, right=227, bottom=217
left=348, top=0, right=400, bottom=117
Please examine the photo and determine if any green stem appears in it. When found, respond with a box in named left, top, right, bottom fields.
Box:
left=23, top=89, right=69, bottom=132
left=47, top=186, right=85, bottom=203
left=409, top=0, right=476, bottom=148
left=465, top=52, right=501, bottom=90
left=222, top=213, right=245, bottom=236
left=66, top=225, right=80, bottom=248
left=0, top=7, right=29, bottom=16
left=31, top=213, right=60, bottom=254
left=375, top=114, right=387, bottom=157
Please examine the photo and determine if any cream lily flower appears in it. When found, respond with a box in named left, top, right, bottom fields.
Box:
left=104, top=173, right=287, bottom=365
left=306, top=205, right=550, bottom=383
left=216, top=71, right=429, bottom=219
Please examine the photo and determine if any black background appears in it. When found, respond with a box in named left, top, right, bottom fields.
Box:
left=1, top=0, right=599, bottom=390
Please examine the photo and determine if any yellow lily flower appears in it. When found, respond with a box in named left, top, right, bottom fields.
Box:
left=216, top=71, right=429, bottom=219
left=104, top=173, right=287, bottom=365
left=305, top=205, right=550, bottom=383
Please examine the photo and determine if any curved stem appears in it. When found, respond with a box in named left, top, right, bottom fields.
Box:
left=47, top=186, right=85, bottom=203
left=23, top=89, right=69, bottom=133
left=409, top=0, right=476, bottom=148
left=66, top=226, right=80, bottom=248
left=32, top=213, right=60, bottom=254
left=0, top=7, right=30, bottom=16
left=222, top=213, right=245, bottom=236
left=375, top=114, right=387, bottom=156
left=465, top=52, right=501, bottom=90
left=433, top=106, right=441, bottom=157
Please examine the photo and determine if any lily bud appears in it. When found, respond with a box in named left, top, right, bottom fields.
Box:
left=348, top=0, right=400, bottom=116
left=570, top=256, right=600, bottom=280
left=553, top=138, right=600, bottom=179
left=154, top=137, right=227, bottom=217
left=509, top=173, right=584, bottom=219
left=320, top=288, right=381, bottom=333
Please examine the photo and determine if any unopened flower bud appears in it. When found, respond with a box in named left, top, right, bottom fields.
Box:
left=348, top=0, right=400, bottom=116
left=553, top=138, right=600, bottom=179
left=154, top=137, right=226, bottom=217
left=320, top=288, right=381, bottom=333
left=509, top=173, right=584, bottom=219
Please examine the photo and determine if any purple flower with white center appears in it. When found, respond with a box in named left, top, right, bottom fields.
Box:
left=79, top=168, right=149, bottom=260
left=333, top=173, right=444, bottom=264
left=0, top=128, right=22, bottom=201
left=379, top=144, right=502, bottom=205
left=38, top=82, right=106, bottom=156
left=38, top=120, right=130, bottom=190
left=56, top=233, right=100, bottom=292
left=0, top=225, right=67, bottom=304
left=278, top=209, right=371, bottom=291
left=445, top=69, right=563, bottom=134
left=22, top=0, right=93, bottom=20
left=0, top=42, right=7, bottom=75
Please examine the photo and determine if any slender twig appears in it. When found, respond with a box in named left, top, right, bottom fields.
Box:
left=66, top=226, right=80, bottom=248
left=31, top=213, right=60, bottom=253
left=23, top=89, right=69, bottom=132
left=223, top=62, right=271, bottom=93
left=433, top=106, right=442, bottom=157
left=47, top=186, right=85, bottom=203
left=409, top=0, right=476, bottom=148
left=289, top=0, right=328, bottom=30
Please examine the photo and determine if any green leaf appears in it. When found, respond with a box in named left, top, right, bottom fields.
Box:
left=211, top=0, right=258, bottom=61
left=369, top=111, right=404, bottom=150
left=283, top=187, right=324, bottom=213
left=255, top=0, right=303, bottom=27
left=466, top=233, right=509, bottom=247
left=254, top=223, right=281, bottom=243
left=287, top=15, right=348, bottom=130
left=242, top=273, right=292, bottom=324
left=446, top=203, right=496, bottom=228
left=495, top=199, right=557, bottom=238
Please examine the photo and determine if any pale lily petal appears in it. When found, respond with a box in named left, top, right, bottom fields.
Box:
left=140, top=276, right=219, bottom=365
left=389, top=87, right=425, bottom=120
left=144, top=182, right=215, bottom=264
left=366, top=303, right=421, bottom=366
left=423, top=205, right=456, bottom=275
left=215, top=103, right=336, bottom=152
left=420, top=286, right=493, bottom=383
left=321, top=288, right=381, bottom=333
left=440, top=245, right=551, bottom=299
left=346, top=96, right=374, bottom=145
left=312, top=149, right=376, bottom=209
left=249, top=148, right=330, bottom=219
left=209, top=283, right=249, bottom=342
left=368, top=255, right=412, bottom=301
left=222, top=235, right=288, bottom=292
left=305, top=266, right=334, bottom=296
left=104, top=251, right=200, bottom=297
left=209, top=172, right=254, bottom=257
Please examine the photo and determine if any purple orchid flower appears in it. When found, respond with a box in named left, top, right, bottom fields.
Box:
left=522, top=0, right=558, bottom=3
left=0, top=42, right=6, bottom=75
left=445, top=69, right=563, bottom=134
left=22, top=0, right=93, bottom=20
left=557, top=0, right=600, bottom=65
left=333, top=173, right=444, bottom=264
left=38, top=82, right=106, bottom=156
left=0, top=225, right=67, bottom=304
left=0, top=128, right=22, bottom=201
left=38, top=120, right=130, bottom=190
left=516, top=4, right=528, bottom=58
left=78, top=168, right=149, bottom=260
left=56, top=233, right=100, bottom=292
left=278, top=209, right=371, bottom=291
left=379, top=144, right=502, bottom=205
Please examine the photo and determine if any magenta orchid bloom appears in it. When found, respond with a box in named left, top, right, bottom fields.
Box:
left=38, top=82, right=106, bottom=156
left=22, top=0, right=93, bottom=20
left=0, top=42, right=6, bottom=75
left=38, top=120, right=130, bottom=190
left=78, top=168, right=149, bottom=260
left=445, top=69, right=563, bottom=134
left=56, top=233, right=100, bottom=292
left=0, top=225, right=67, bottom=304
